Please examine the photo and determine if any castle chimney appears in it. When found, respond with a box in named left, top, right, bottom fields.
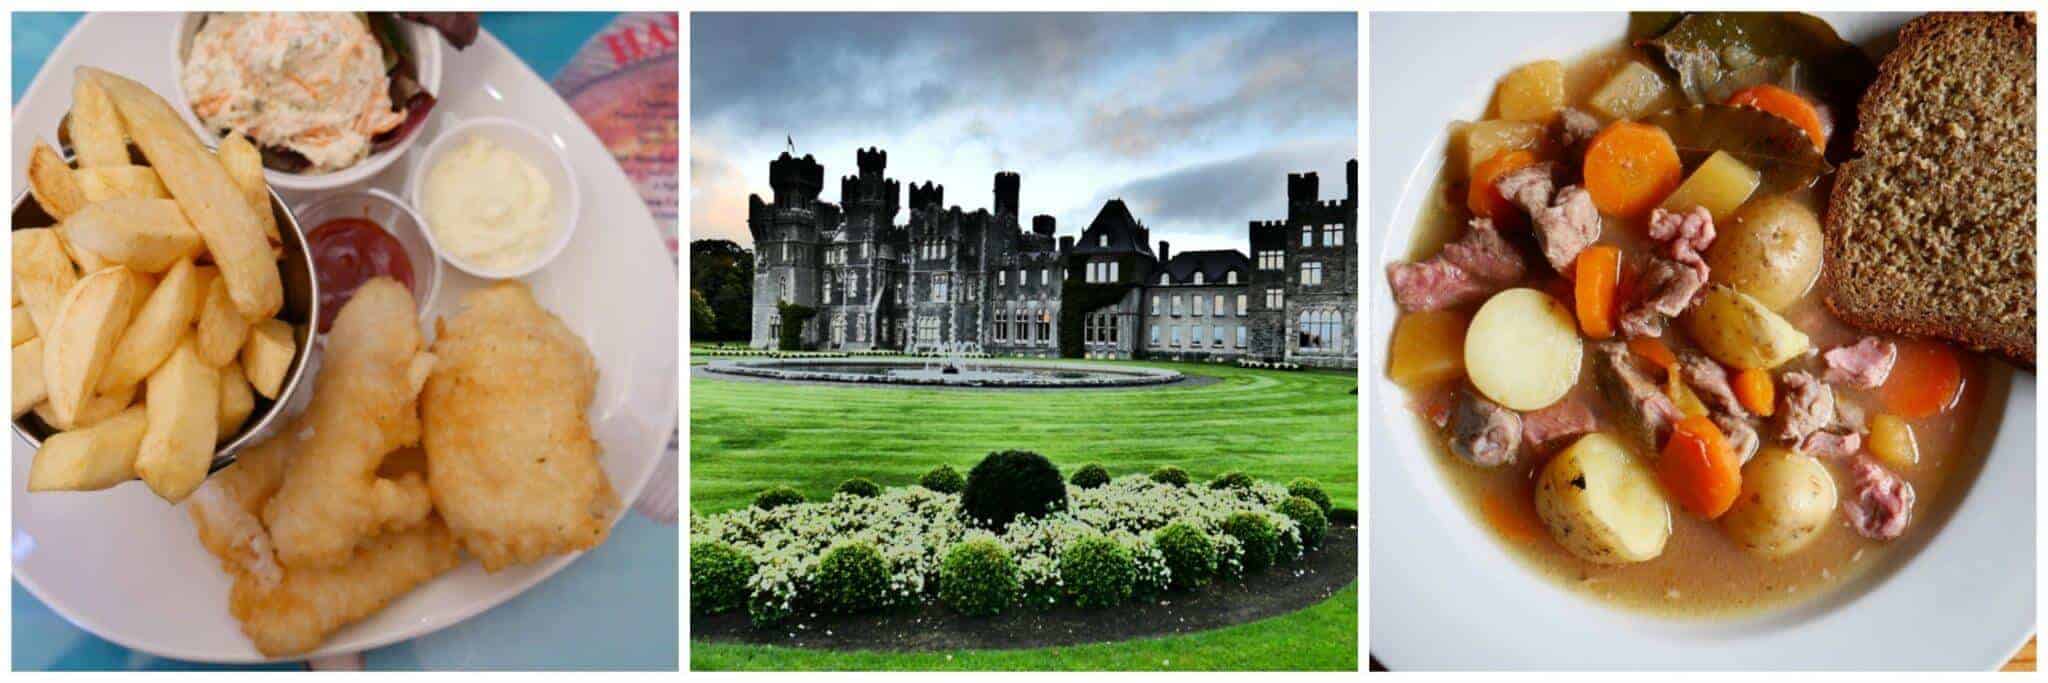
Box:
left=1158, top=240, right=1171, bottom=265
left=1059, top=235, right=1075, bottom=253
left=994, top=172, right=1020, bottom=217
left=1032, top=215, right=1056, bottom=236
left=1346, top=159, right=1358, bottom=204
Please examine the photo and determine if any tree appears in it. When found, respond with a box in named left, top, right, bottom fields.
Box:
left=690, top=239, right=754, bottom=341
left=690, top=288, right=718, bottom=341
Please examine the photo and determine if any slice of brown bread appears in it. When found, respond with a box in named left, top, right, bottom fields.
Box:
left=1823, top=12, right=2036, bottom=365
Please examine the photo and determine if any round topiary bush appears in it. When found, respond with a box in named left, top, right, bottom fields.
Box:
left=1149, top=465, right=1190, bottom=487
left=1279, top=495, right=1329, bottom=549
left=1287, top=477, right=1333, bottom=515
left=920, top=464, right=966, bottom=494
left=961, top=450, right=1069, bottom=530
left=1153, top=522, right=1218, bottom=590
left=1059, top=535, right=1135, bottom=609
left=753, top=486, right=806, bottom=511
left=690, top=541, right=755, bottom=614
left=837, top=477, right=881, bottom=498
left=1208, top=470, right=1257, bottom=491
left=1070, top=463, right=1110, bottom=489
left=939, top=538, right=1019, bottom=616
left=814, top=541, right=891, bottom=613
left=1222, top=511, right=1279, bottom=574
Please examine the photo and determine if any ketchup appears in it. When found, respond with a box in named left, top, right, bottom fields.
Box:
left=307, top=218, right=416, bottom=332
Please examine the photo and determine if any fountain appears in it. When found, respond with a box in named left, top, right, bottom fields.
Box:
left=704, top=341, right=1182, bottom=389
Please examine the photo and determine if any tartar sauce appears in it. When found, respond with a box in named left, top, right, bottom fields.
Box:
left=422, top=136, right=557, bottom=271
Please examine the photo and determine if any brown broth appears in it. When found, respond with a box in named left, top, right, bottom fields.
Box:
left=1394, top=43, right=2015, bottom=617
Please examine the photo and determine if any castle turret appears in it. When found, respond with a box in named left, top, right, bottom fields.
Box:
left=769, top=152, right=824, bottom=206
left=908, top=181, right=945, bottom=212
left=1287, top=171, right=1320, bottom=208
left=1032, top=215, right=1056, bottom=236
left=1346, top=159, right=1358, bottom=205
left=994, top=171, right=1020, bottom=217
left=856, top=147, right=887, bottom=178
left=839, top=146, right=900, bottom=222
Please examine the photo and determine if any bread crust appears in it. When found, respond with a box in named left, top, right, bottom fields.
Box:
left=1821, top=12, right=2036, bottom=365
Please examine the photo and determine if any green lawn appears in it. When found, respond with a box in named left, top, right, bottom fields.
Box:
left=688, top=351, right=1357, bottom=671
left=691, top=585, right=1358, bottom=671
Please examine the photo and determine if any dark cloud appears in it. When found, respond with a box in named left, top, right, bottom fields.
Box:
left=1096, top=140, right=1354, bottom=242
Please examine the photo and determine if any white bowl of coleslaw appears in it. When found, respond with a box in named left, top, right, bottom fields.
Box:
left=168, top=12, right=443, bottom=192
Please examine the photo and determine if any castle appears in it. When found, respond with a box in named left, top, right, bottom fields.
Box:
left=748, top=147, right=1356, bottom=369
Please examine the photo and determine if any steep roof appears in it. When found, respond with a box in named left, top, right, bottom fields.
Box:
left=1160, top=249, right=1250, bottom=285
left=1070, top=199, right=1155, bottom=257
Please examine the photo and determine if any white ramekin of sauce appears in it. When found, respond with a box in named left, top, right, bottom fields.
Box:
left=407, top=117, right=579, bottom=280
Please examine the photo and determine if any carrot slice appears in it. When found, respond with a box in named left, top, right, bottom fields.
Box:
left=1733, top=368, right=1775, bottom=417
left=1573, top=246, right=1620, bottom=339
left=1727, top=84, right=1827, bottom=153
left=1657, top=415, right=1741, bottom=519
left=1468, top=149, right=1540, bottom=229
left=1881, top=339, right=1964, bottom=419
left=1583, top=121, right=1682, bottom=220
left=1627, top=336, right=1678, bottom=372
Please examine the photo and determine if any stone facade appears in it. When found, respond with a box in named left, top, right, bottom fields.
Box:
left=748, top=148, right=1356, bottom=369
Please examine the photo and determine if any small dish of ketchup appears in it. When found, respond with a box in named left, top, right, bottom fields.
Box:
left=289, top=188, right=443, bottom=333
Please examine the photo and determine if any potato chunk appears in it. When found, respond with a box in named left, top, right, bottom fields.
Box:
left=218, top=360, right=256, bottom=441
left=1721, top=448, right=1836, bottom=558
left=56, top=198, right=207, bottom=274
left=241, top=318, right=296, bottom=400
left=1462, top=120, right=1546, bottom=176
left=98, top=258, right=205, bottom=394
left=1465, top=289, right=1582, bottom=410
left=1389, top=310, right=1468, bottom=388
left=1536, top=432, right=1671, bottom=564
left=28, top=406, right=147, bottom=492
left=14, top=228, right=80, bottom=335
left=14, top=338, right=47, bottom=418
left=1587, top=61, right=1674, bottom=120
left=1684, top=285, right=1811, bottom=370
left=1660, top=150, right=1760, bottom=223
left=1495, top=60, right=1565, bottom=123
left=41, top=267, right=137, bottom=427
left=75, top=165, right=170, bottom=201
left=195, top=276, right=250, bottom=367
left=135, top=340, right=219, bottom=502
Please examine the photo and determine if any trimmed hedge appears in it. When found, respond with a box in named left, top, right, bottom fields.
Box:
left=1209, top=471, right=1257, bottom=491
left=1059, top=535, right=1135, bottom=609
left=920, top=464, right=966, bottom=494
left=1287, top=478, right=1333, bottom=515
left=939, top=538, right=1019, bottom=616
left=1280, top=495, right=1329, bottom=549
left=1154, top=522, right=1218, bottom=590
left=814, top=541, right=890, bottom=614
left=837, top=477, right=881, bottom=498
left=1070, top=463, right=1111, bottom=489
left=690, top=541, right=755, bottom=614
left=1222, top=511, right=1278, bottom=574
left=753, top=486, right=806, bottom=511
left=1149, top=465, right=1191, bottom=487
left=961, top=450, right=1068, bottom=531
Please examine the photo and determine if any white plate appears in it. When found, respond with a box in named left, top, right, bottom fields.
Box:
left=10, top=13, right=678, bottom=663
left=1367, top=12, right=2035, bottom=671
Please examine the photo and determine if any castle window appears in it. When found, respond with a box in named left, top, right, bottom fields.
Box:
left=1258, top=250, right=1284, bottom=270
left=1323, top=223, right=1344, bottom=247
left=1171, top=326, right=1182, bottom=347
left=932, top=274, right=951, bottom=302
left=1237, top=325, right=1246, bottom=349
left=1195, top=296, right=1208, bottom=317
left=1040, top=268, right=1049, bottom=285
left=1160, top=273, right=1170, bottom=286
left=1150, top=325, right=1160, bottom=345
left=1266, top=288, right=1284, bottom=309
left=994, top=310, right=1008, bottom=342
left=1300, top=261, right=1324, bottom=286
left=1237, top=294, right=1249, bottom=315
left=1193, top=324, right=1206, bottom=347
left=1109, top=262, right=1119, bottom=281
left=1299, top=308, right=1344, bottom=352
left=1037, top=310, right=1051, bottom=343
left=1214, top=295, right=1226, bottom=317
left=1016, top=306, right=1029, bottom=341
left=1213, top=325, right=1224, bottom=347
left=999, top=270, right=1007, bottom=286
left=1302, top=225, right=1314, bottom=247
left=1099, top=234, right=1108, bottom=247
left=1018, top=268, right=1027, bottom=287
left=1227, top=271, right=1238, bottom=284
left=1151, top=294, right=1161, bottom=313
left=1172, top=295, right=1184, bottom=317
left=1193, top=271, right=1205, bottom=285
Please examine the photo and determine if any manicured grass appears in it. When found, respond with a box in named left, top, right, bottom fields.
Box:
left=688, top=351, right=1356, bottom=671
left=689, top=353, right=1357, bottom=514
left=690, top=585, right=1358, bottom=671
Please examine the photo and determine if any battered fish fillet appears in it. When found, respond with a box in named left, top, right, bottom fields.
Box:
left=422, top=282, right=618, bottom=571
left=188, top=434, right=292, bottom=588
left=262, top=278, right=438, bottom=569
left=229, top=518, right=461, bottom=657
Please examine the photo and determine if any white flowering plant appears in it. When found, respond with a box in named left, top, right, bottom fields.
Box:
left=692, top=474, right=1311, bottom=625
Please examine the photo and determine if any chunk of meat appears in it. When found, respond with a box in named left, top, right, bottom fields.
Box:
left=1712, top=413, right=1761, bottom=465
left=1646, top=206, right=1715, bottom=282
left=1495, top=164, right=1601, bottom=272
left=1617, top=258, right=1705, bottom=338
left=1590, top=341, right=1681, bottom=449
left=1823, top=337, right=1898, bottom=389
left=1844, top=457, right=1914, bottom=541
left=1412, top=383, right=1457, bottom=429
left=1521, top=396, right=1597, bottom=453
left=1551, top=107, right=1602, bottom=150
left=1448, top=390, right=1522, bottom=467
left=1677, top=350, right=1746, bottom=419
left=1387, top=218, right=1527, bottom=312
left=1798, top=430, right=1863, bottom=460
left=1774, top=371, right=1836, bottom=443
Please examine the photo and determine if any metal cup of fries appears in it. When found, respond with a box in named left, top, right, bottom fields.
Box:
left=13, top=67, right=318, bottom=501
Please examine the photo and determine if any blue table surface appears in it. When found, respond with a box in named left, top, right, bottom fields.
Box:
left=10, top=12, right=678, bottom=671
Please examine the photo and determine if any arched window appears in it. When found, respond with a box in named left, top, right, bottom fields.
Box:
left=1193, top=271, right=1205, bottom=285
left=1226, top=270, right=1239, bottom=284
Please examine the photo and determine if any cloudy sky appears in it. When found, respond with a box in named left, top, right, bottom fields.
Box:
left=691, top=12, right=1356, bottom=253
